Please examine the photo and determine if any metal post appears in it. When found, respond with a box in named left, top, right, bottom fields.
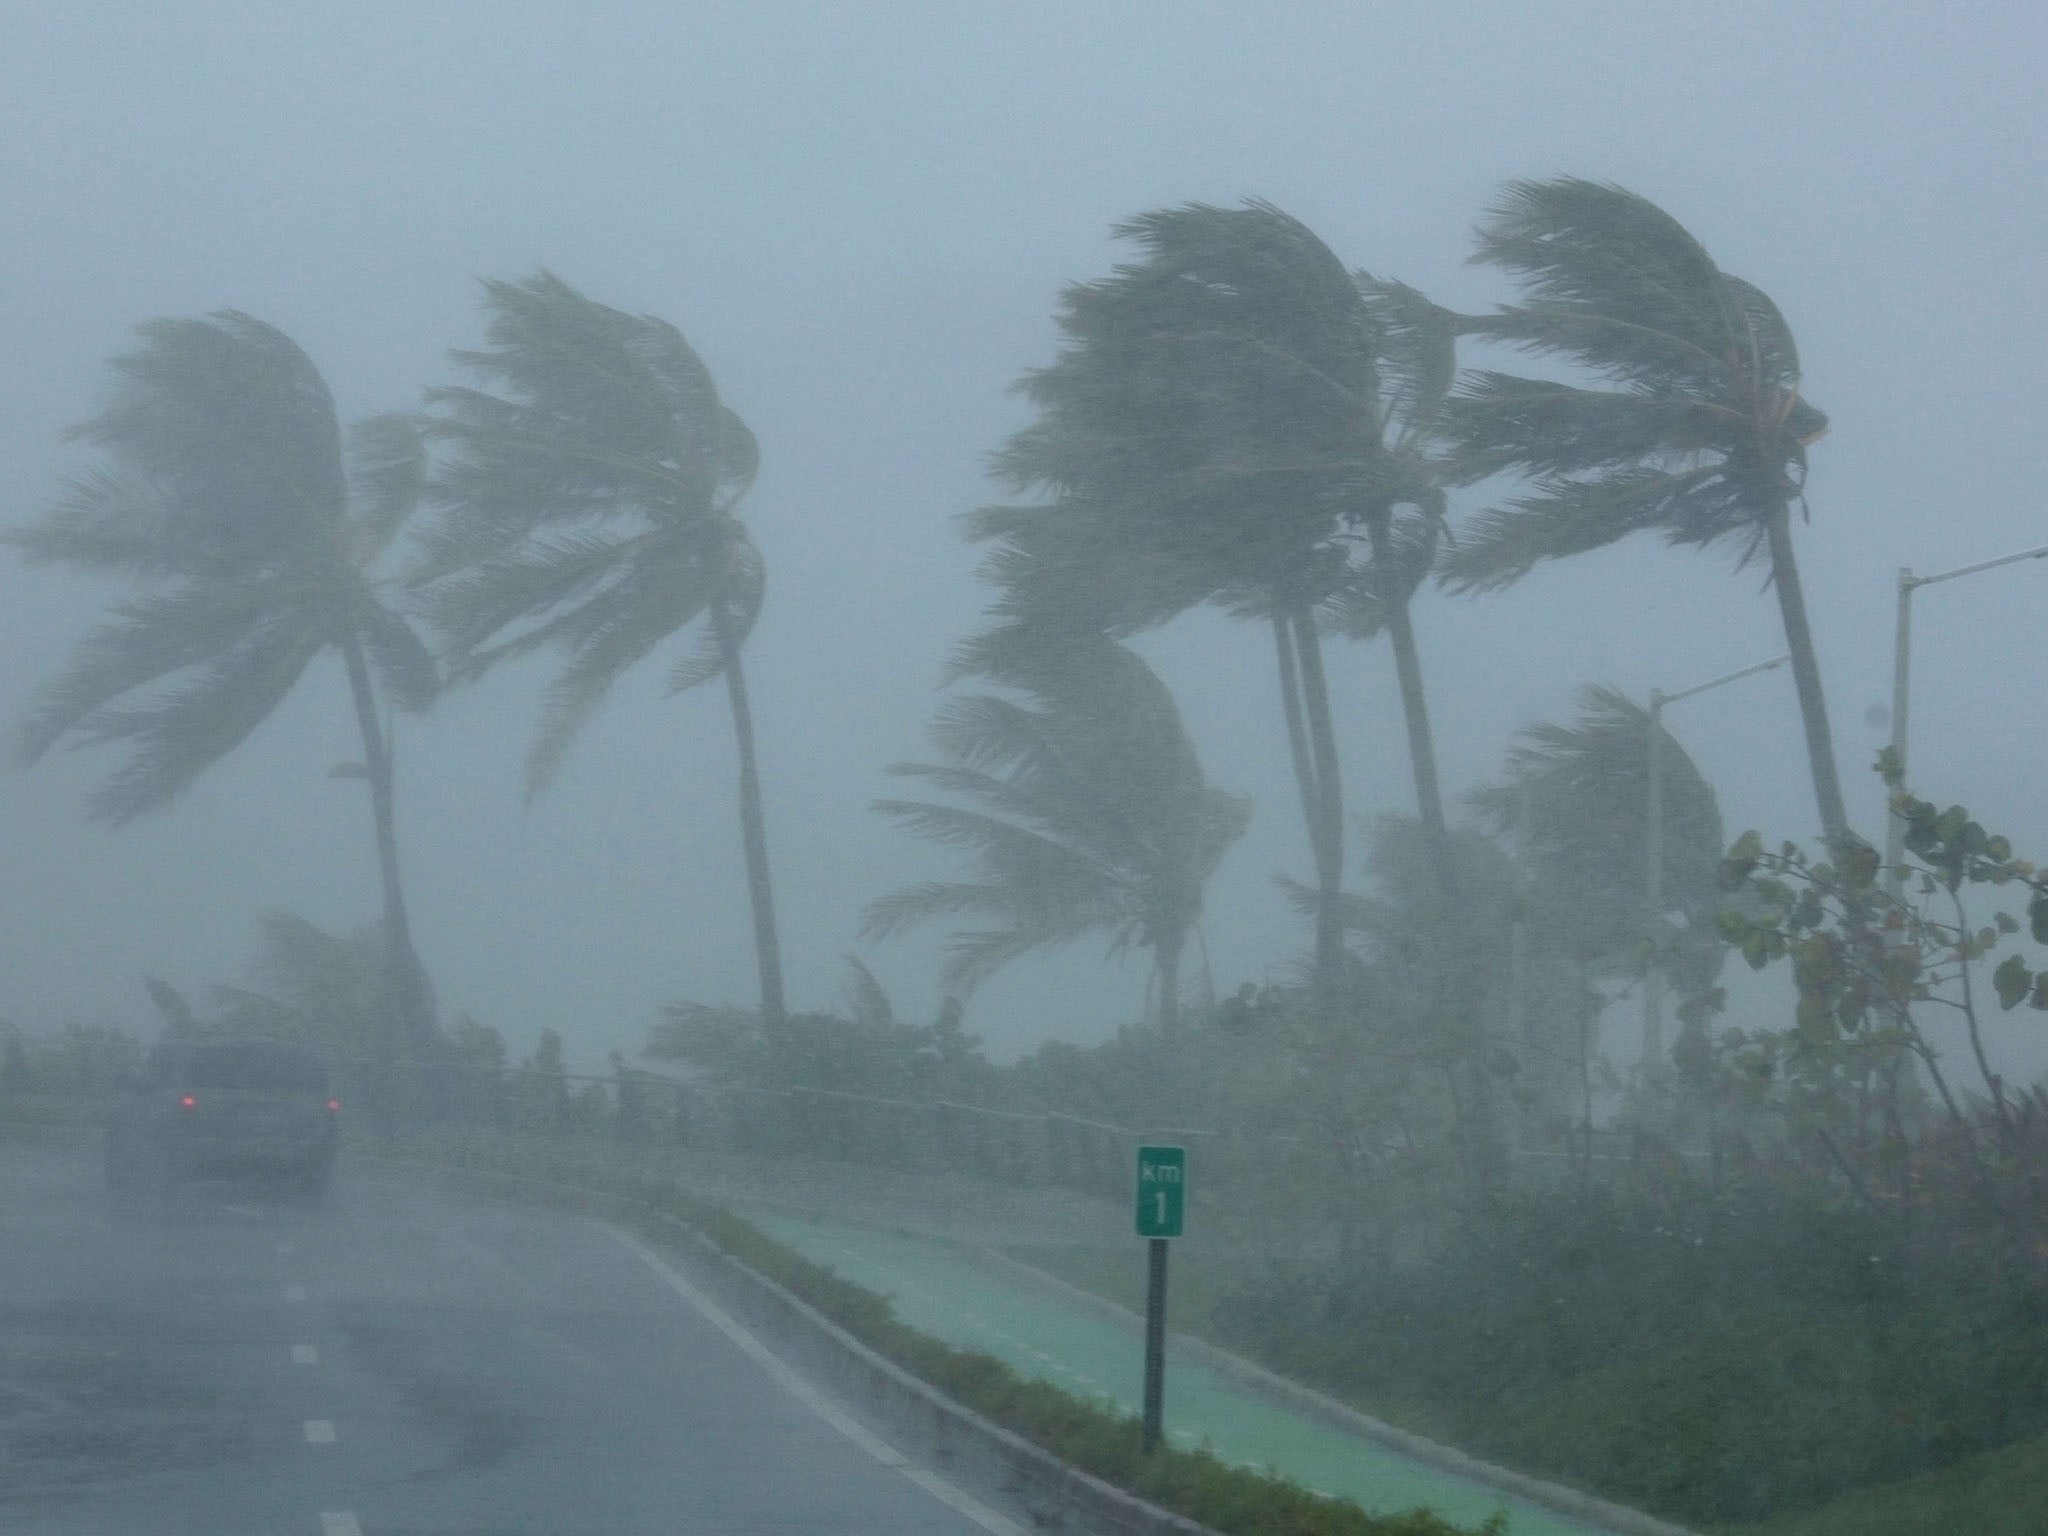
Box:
left=1638, top=655, right=1788, bottom=1078
left=1141, top=1236, right=1168, bottom=1453
left=1886, top=568, right=1915, bottom=901
left=1643, top=691, right=1666, bottom=1073
left=1882, top=543, right=2048, bottom=902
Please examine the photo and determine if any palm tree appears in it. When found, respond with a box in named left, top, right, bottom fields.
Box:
left=1470, top=684, right=1728, bottom=996
left=863, top=629, right=1248, bottom=1034
left=975, top=201, right=1457, bottom=999
left=1441, top=177, right=1847, bottom=843
left=10, top=312, right=440, bottom=1066
left=411, top=271, right=786, bottom=1027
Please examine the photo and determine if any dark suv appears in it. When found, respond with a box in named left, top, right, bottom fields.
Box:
left=106, top=1038, right=340, bottom=1200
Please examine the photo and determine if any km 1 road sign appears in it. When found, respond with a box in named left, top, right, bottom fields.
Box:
left=1135, top=1144, right=1185, bottom=1238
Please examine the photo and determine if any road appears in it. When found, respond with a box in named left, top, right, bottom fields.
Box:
left=0, top=1141, right=1023, bottom=1536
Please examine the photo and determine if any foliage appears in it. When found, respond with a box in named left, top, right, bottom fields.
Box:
left=413, top=270, right=764, bottom=793
left=0, top=1021, right=142, bottom=1097
left=1214, top=1177, right=2048, bottom=1525
left=1472, top=684, right=1726, bottom=989
left=866, top=629, right=1247, bottom=1028
left=648, top=963, right=999, bottom=1104
left=10, top=313, right=434, bottom=821
left=1708, top=759, right=2048, bottom=1238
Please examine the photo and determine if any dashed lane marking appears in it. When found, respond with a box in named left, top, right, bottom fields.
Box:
left=303, top=1420, right=336, bottom=1444
left=319, top=1513, right=361, bottom=1536
left=284, top=1283, right=309, bottom=1302
left=605, top=1224, right=1029, bottom=1536
left=292, top=1344, right=318, bottom=1365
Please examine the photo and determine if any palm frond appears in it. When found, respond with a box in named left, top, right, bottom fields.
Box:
left=1355, top=272, right=1460, bottom=449
left=77, top=615, right=329, bottom=824
left=665, top=535, right=763, bottom=696
left=521, top=541, right=720, bottom=797
left=345, top=413, right=429, bottom=567
left=349, top=585, right=439, bottom=712
left=841, top=956, right=895, bottom=1031
left=1469, top=178, right=1741, bottom=383
left=63, top=311, right=346, bottom=570
left=12, top=576, right=300, bottom=767
left=1439, top=465, right=1725, bottom=592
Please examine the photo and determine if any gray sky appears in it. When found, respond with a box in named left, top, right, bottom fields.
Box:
left=5, top=1, right=2047, bottom=1074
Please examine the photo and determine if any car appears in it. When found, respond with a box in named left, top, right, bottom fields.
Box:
left=105, top=1038, right=340, bottom=1202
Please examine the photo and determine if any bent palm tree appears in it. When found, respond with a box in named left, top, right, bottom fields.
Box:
left=1442, top=178, right=1847, bottom=842
left=10, top=313, right=440, bottom=1066
left=864, top=630, right=1248, bottom=1034
left=412, top=271, right=786, bottom=1026
left=976, top=202, right=1453, bottom=1000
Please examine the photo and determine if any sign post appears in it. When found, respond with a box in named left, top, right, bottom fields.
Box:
left=1134, top=1144, right=1185, bottom=1453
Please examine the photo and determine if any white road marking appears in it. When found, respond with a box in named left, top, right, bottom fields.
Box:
left=605, top=1225, right=1029, bottom=1536
left=225, top=1202, right=261, bottom=1217
left=303, top=1419, right=336, bottom=1444
left=318, top=1513, right=361, bottom=1536
left=283, top=1283, right=309, bottom=1302
left=292, top=1344, right=318, bottom=1365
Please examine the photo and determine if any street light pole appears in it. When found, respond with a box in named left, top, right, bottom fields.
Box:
left=1643, top=655, right=1789, bottom=1072
left=1885, top=543, right=2048, bottom=900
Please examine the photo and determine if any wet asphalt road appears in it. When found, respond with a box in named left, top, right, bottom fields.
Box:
left=0, top=1141, right=1014, bottom=1536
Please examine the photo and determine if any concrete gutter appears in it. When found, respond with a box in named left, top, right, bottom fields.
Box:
left=972, top=1245, right=1703, bottom=1536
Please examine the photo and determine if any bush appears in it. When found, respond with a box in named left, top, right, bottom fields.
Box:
left=1213, top=1178, right=2048, bottom=1524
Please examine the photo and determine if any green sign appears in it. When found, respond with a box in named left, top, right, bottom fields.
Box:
left=1135, top=1144, right=1186, bottom=1237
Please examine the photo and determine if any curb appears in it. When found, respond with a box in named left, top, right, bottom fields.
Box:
left=970, top=1246, right=1702, bottom=1536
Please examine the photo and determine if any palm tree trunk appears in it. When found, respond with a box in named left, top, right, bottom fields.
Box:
left=711, top=598, right=787, bottom=1031
left=339, top=631, right=435, bottom=1114
left=1155, top=929, right=1184, bottom=1037
left=1290, top=606, right=1347, bottom=1006
left=1765, top=504, right=1851, bottom=845
left=1272, top=612, right=1322, bottom=850
left=1365, top=522, right=1448, bottom=843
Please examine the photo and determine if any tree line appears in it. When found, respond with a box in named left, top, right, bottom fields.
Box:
left=9, top=176, right=1846, bottom=1095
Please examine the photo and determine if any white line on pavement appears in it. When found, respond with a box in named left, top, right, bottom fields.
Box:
left=318, top=1513, right=361, bottom=1536
left=292, top=1344, right=318, bottom=1365
left=303, top=1420, right=336, bottom=1444
left=225, top=1202, right=261, bottom=1217
left=284, top=1283, right=309, bottom=1302
left=605, top=1224, right=1029, bottom=1536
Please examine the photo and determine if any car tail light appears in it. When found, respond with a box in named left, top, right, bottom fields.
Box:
left=177, top=1093, right=199, bottom=1111
left=325, top=1098, right=342, bottom=1114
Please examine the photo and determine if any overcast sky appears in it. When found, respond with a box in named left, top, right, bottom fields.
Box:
left=5, top=2, right=2047, bottom=1077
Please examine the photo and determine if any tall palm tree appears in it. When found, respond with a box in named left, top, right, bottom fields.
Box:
left=10, top=312, right=440, bottom=1064
left=1441, top=178, right=1847, bottom=843
left=411, top=271, right=786, bottom=1026
left=975, top=201, right=1454, bottom=1000
left=863, top=629, right=1248, bottom=1034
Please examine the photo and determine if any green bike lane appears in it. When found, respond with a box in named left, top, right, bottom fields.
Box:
left=742, top=1208, right=1617, bottom=1536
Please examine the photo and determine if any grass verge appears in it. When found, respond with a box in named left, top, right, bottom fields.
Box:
left=1717, top=1428, right=2048, bottom=1536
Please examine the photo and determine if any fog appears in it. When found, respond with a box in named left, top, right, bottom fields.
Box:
left=5, top=0, right=2047, bottom=1078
